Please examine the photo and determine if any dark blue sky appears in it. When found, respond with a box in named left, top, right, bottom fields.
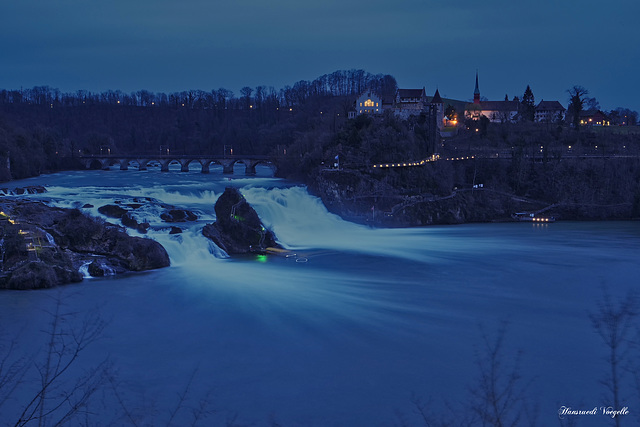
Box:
left=2, top=0, right=639, bottom=112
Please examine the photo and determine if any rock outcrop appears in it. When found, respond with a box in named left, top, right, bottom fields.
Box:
left=0, top=186, right=47, bottom=196
left=96, top=201, right=197, bottom=233
left=160, top=209, right=197, bottom=222
left=0, top=200, right=170, bottom=289
left=202, top=187, right=279, bottom=254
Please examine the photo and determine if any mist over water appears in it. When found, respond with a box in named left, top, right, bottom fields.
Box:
left=1, top=169, right=639, bottom=426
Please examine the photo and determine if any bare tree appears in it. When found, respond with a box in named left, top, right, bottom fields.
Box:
left=0, top=296, right=111, bottom=427
left=0, top=335, right=29, bottom=413
left=468, top=324, right=537, bottom=427
left=108, top=365, right=216, bottom=427
left=408, top=324, right=537, bottom=427
left=589, top=289, right=638, bottom=427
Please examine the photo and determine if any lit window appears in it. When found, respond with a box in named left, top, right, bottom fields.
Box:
left=364, top=99, right=374, bottom=107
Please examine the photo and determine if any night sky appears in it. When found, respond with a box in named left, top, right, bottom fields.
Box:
left=2, top=0, right=639, bottom=112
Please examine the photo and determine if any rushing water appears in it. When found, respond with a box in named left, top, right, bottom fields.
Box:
left=1, top=167, right=639, bottom=426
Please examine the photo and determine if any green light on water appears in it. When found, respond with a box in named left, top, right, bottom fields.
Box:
left=256, top=255, right=267, bottom=263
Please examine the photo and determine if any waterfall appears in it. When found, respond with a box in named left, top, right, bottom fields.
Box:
left=78, top=261, right=92, bottom=278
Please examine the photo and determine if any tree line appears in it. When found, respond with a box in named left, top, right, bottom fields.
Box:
left=0, top=69, right=397, bottom=110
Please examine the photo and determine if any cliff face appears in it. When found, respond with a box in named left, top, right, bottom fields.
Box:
left=0, top=200, right=170, bottom=289
left=202, top=187, right=279, bottom=254
left=308, top=169, right=478, bottom=227
left=308, top=164, right=640, bottom=227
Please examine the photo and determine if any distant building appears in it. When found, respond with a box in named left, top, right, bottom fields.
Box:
left=353, top=87, right=446, bottom=131
left=535, top=100, right=565, bottom=123
left=466, top=100, right=520, bottom=123
left=394, top=88, right=428, bottom=119
left=465, top=72, right=519, bottom=123
left=580, top=110, right=610, bottom=126
left=355, top=91, right=383, bottom=115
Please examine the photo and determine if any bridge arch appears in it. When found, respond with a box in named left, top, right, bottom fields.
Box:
left=84, top=158, right=105, bottom=170
left=226, top=159, right=276, bottom=176
left=248, top=159, right=277, bottom=176
left=199, top=159, right=226, bottom=174
left=160, top=159, right=180, bottom=172
left=159, top=158, right=203, bottom=172
left=119, top=159, right=146, bottom=171
left=78, top=155, right=276, bottom=176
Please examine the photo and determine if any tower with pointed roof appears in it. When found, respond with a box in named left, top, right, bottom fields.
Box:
left=431, top=88, right=442, bottom=105
left=431, top=88, right=444, bottom=129
left=473, top=71, right=480, bottom=104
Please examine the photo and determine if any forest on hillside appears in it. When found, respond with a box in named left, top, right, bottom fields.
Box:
left=0, top=70, right=397, bottom=181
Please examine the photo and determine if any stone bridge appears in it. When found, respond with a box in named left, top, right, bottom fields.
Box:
left=79, top=155, right=277, bottom=175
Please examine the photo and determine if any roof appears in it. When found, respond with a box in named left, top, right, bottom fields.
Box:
left=397, top=88, right=426, bottom=100
left=431, top=89, right=442, bottom=104
left=358, top=90, right=381, bottom=99
left=536, top=100, right=565, bottom=111
left=477, top=100, right=519, bottom=111
left=580, top=109, right=607, bottom=118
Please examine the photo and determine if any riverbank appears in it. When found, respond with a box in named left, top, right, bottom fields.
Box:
left=305, top=160, right=640, bottom=227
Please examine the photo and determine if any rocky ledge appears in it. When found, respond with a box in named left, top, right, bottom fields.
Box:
left=97, top=199, right=198, bottom=235
left=309, top=169, right=639, bottom=227
left=0, top=200, right=170, bottom=290
left=202, top=187, right=280, bottom=254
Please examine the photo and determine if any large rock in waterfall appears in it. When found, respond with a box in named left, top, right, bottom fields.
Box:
left=202, top=187, right=279, bottom=254
left=0, top=200, right=170, bottom=289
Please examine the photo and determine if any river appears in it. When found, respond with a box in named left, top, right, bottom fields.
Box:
left=1, top=166, right=639, bottom=426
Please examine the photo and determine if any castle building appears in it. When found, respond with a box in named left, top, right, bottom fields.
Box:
left=391, top=88, right=426, bottom=119
left=353, top=87, right=445, bottom=130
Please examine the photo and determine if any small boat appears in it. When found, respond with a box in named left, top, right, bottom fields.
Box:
left=512, top=213, right=556, bottom=223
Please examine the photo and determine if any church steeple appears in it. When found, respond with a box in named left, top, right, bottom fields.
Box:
left=473, top=70, right=480, bottom=104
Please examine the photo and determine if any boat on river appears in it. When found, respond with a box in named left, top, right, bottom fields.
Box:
left=512, top=212, right=556, bottom=223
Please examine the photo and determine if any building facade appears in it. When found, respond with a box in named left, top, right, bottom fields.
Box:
left=394, top=88, right=428, bottom=119
left=534, top=100, right=565, bottom=123
left=355, top=91, right=383, bottom=115
left=580, top=110, right=610, bottom=126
